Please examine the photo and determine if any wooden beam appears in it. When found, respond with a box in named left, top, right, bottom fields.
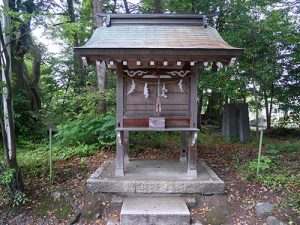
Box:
left=74, top=48, right=244, bottom=59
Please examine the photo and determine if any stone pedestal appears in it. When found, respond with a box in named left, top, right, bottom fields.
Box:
left=87, top=159, right=224, bottom=194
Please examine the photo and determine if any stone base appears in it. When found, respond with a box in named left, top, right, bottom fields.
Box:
left=87, top=159, right=224, bottom=194
left=120, top=197, right=190, bottom=225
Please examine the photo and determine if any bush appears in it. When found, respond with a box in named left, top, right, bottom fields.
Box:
left=267, top=141, right=300, bottom=156
left=55, top=114, right=116, bottom=149
left=249, top=156, right=272, bottom=172
left=265, top=128, right=300, bottom=138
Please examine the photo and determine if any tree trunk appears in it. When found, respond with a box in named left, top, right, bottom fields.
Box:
left=0, top=15, right=24, bottom=193
left=123, top=0, right=130, bottom=13
left=92, top=0, right=103, bottom=27
left=67, top=0, right=85, bottom=89
left=264, top=91, right=271, bottom=130
left=254, top=89, right=259, bottom=138
left=92, top=0, right=107, bottom=113
left=30, top=46, right=42, bottom=110
left=268, top=83, right=274, bottom=130
left=8, top=0, right=42, bottom=112
left=154, top=0, right=163, bottom=13
left=204, top=62, right=223, bottom=125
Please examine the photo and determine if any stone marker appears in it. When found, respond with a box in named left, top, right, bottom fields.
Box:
left=237, top=103, right=251, bottom=142
left=222, top=103, right=251, bottom=142
left=255, top=202, right=274, bottom=216
left=222, top=104, right=238, bottom=141
left=120, top=197, right=190, bottom=225
left=266, top=216, right=287, bottom=225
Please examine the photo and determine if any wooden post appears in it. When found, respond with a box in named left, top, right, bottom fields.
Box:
left=124, top=130, right=129, bottom=164
left=115, top=63, right=124, bottom=176
left=187, top=64, right=199, bottom=177
left=187, top=131, right=198, bottom=177
left=180, top=132, right=187, bottom=163
left=116, top=131, right=124, bottom=176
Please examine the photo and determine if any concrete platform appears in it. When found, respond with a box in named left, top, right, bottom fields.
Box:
left=87, top=159, right=224, bottom=194
left=120, top=197, right=190, bottom=225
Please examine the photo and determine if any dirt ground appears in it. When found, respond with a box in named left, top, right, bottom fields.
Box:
left=0, top=137, right=299, bottom=225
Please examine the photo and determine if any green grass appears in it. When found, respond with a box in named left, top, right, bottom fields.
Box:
left=11, top=139, right=99, bottom=176
left=235, top=140, right=300, bottom=214
left=18, top=140, right=98, bottom=164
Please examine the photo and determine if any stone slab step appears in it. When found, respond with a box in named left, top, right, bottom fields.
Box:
left=120, top=197, right=190, bottom=225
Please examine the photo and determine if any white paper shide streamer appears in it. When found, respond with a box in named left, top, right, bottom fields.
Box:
left=178, top=79, right=184, bottom=93
left=127, top=80, right=136, bottom=95
left=161, top=83, right=168, bottom=98
left=143, top=83, right=149, bottom=98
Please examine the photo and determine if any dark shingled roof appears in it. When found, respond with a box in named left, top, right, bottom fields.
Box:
left=74, top=14, right=243, bottom=62
left=77, top=26, right=238, bottom=50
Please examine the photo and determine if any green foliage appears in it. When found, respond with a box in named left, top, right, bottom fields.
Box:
left=266, top=128, right=300, bottom=139
left=267, top=141, right=300, bottom=156
left=17, top=140, right=99, bottom=170
left=237, top=140, right=300, bottom=191
left=55, top=115, right=116, bottom=149
left=0, top=168, right=15, bottom=185
left=12, top=191, right=29, bottom=207
left=130, top=131, right=178, bottom=153
left=0, top=166, right=28, bottom=207
left=249, top=156, right=272, bottom=172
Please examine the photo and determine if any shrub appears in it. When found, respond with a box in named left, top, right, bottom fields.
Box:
left=55, top=114, right=116, bottom=149
left=267, top=141, right=300, bottom=156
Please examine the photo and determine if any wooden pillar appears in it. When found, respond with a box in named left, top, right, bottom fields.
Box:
left=116, top=131, right=124, bottom=176
left=115, top=63, right=125, bottom=176
left=187, top=131, right=198, bottom=177
left=124, top=130, right=129, bottom=164
left=187, top=63, right=200, bottom=177
left=180, top=132, right=187, bottom=163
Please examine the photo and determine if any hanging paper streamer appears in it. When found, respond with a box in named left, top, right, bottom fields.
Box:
left=127, top=80, right=136, bottom=95
left=161, top=83, right=168, bottom=98
left=178, top=79, right=184, bottom=93
left=143, top=83, right=149, bottom=98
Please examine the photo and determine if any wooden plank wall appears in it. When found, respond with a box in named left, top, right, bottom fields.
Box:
left=124, top=78, right=190, bottom=118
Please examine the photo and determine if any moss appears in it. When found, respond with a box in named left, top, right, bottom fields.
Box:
left=35, top=196, right=73, bottom=220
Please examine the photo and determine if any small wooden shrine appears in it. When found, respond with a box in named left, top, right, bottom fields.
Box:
left=75, top=14, right=243, bottom=178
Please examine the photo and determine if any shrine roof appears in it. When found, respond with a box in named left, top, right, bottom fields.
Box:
left=74, top=14, right=243, bottom=62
